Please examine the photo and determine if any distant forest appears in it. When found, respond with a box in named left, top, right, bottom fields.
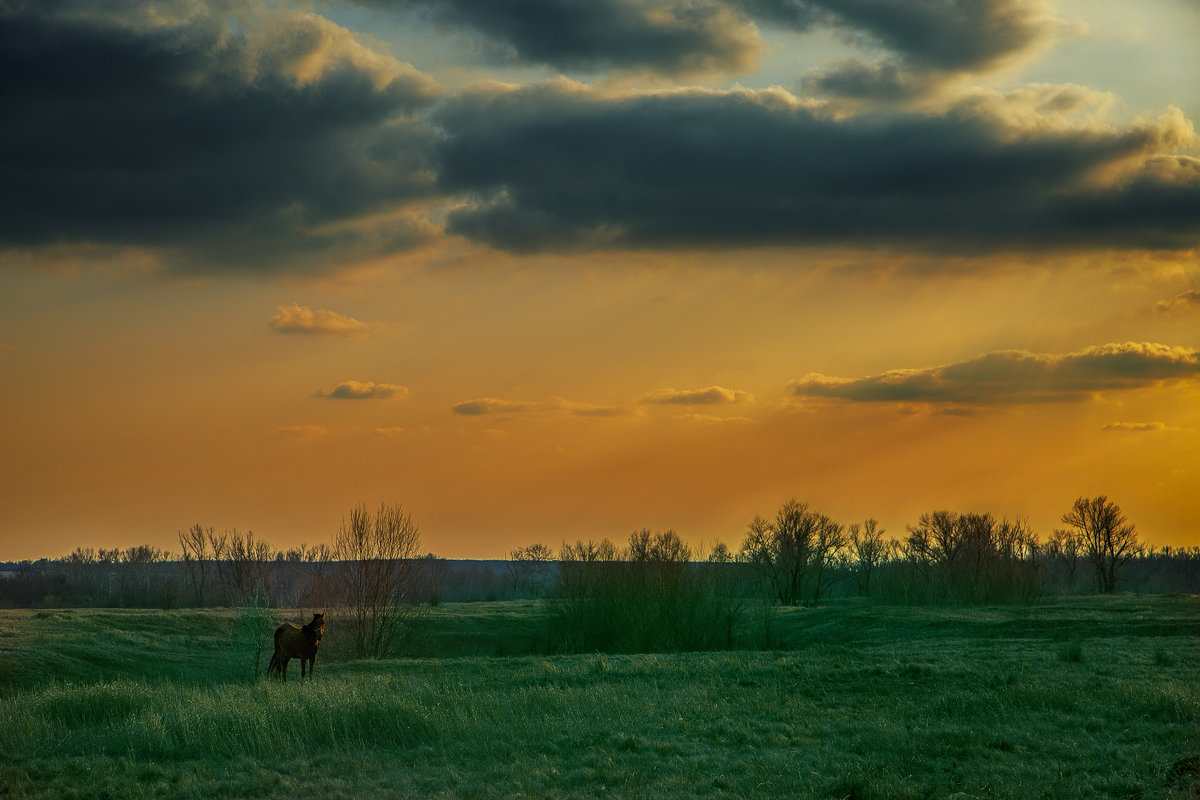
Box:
left=2, top=496, right=1197, bottom=611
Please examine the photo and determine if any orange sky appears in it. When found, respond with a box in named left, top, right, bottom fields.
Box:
left=1, top=1, right=1198, bottom=561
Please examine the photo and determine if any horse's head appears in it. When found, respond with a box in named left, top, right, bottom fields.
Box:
left=309, top=612, right=325, bottom=642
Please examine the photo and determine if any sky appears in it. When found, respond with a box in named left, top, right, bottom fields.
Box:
left=1, top=0, right=1199, bottom=562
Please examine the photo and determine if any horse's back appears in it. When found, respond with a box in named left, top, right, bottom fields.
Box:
left=275, top=622, right=313, bottom=655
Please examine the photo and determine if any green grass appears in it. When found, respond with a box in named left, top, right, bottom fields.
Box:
left=1, top=595, right=1198, bottom=799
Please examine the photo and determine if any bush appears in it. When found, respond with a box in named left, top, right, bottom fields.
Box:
left=546, top=531, right=742, bottom=653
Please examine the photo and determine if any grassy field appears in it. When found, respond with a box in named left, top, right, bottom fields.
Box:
left=1, top=595, right=1198, bottom=799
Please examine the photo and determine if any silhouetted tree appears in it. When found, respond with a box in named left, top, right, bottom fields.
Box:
left=739, top=499, right=844, bottom=606
left=506, top=543, right=554, bottom=598
left=898, top=511, right=1041, bottom=604
left=220, top=529, right=274, bottom=604
left=707, top=541, right=733, bottom=563
left=1047, top=528, right=1084, bottom=591
left=334, top=502, right=426, bottom=658
left=178, top=524, right=213, bottom=606
left=1061, top=496, right=1140, bottom=593
left=848, top=519, right=889, bottom=596
left=119, top=545, right=166, bottom=605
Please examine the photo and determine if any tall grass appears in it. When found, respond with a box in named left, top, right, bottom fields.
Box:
left=2, top=596, right=1198, bottom=799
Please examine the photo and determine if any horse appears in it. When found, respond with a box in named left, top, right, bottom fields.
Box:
left=268, top=612, right=324, bottom=681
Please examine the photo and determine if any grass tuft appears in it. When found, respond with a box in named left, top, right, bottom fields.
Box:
left=1057, top=639, right=1085, bottom=663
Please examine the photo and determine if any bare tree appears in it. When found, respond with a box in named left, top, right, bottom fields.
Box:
left=809, top=516, right=848, bottom=607
left=1061, top=496, right=1140, bottom=593
left=120, top=545, right=167, bottom=606
left=178, top=524, right=213, bottom=606
left=707, top=541, right=733, bottom=563
left=738, top=499, right=843, bottom=606
left=221, top=529, right=274, bottom=604
left=506, top=543, right=554, bottom=598
left=1047, top=528, right=1083, bottom=590
left=334, top=502, right=426, bottom=658
left=63, top=547, right=98, bottom=595
left=848, top=519, right=889, bottom=596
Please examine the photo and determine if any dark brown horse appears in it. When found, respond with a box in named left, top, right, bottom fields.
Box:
left=268, top=612, right=324, bottom=681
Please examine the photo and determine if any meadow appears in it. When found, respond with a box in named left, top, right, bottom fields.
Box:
left=1, top=595, right=1198, bottom=799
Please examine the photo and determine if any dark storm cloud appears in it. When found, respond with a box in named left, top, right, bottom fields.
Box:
left=754, top=0, right=1058, bottom=72
left=800, top=58, right=933, bottom=103
left=0, top=3, right=443, bottom=273
left=346, top=0, right=760, bottom=76
left=348, top=0, right=1049, bottom=84
left=747, top=0, right=1060, bottom=100
left=787, top=343, right=1200, bottom=406
left=436, top=82, right=1200, bottom=254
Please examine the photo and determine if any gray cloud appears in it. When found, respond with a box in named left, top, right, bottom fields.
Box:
left=346, top=0, right=760, bottom=76
left=643, top=386, right=752, bottom=405
left=801, top=57, right=935, bottom=103
left=318, top=381, right=409, bottom=400
left=451, top=397, right=536, bottom=416
left=1101, top=422, right=1168, bottom=433
left=347, top=0, right=1053, bottom=88
left=788, top=342, right=1200, bottom=406
left=438, top=82, right=1200, bottom=254
left=0, top=3, right=443, bottom=273
left=1155, top=290, right=1200, bottom=315
left=754, top=0, right=1061, bottom=101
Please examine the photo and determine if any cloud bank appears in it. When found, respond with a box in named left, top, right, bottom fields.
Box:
left=4, top=0, right=1199, bottom=272
left=438, top=81, right=1200, bottom=254
left=788, top=342, right=1200, bottom=406
left=351, top=0, right=760, bottom=77
left=0, top=3, right=442, bottom=272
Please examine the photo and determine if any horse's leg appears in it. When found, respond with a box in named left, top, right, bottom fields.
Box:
left=281, top=655, right=290, bottom=682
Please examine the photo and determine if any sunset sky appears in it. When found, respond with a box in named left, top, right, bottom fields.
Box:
left=2, top=0, right=1199, bottom=562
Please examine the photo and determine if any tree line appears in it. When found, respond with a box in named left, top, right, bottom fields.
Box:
left=514, top=494, right=1198, bottom=615
left=2, top=495, right=1197, bottom=656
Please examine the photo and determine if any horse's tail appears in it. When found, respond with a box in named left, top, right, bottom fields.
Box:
left=267, top=625, right=284, bottom=677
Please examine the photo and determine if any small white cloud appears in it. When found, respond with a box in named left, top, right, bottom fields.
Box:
left=643, top=386, right=752, bottom=405
left=682, top=413, right=754, bottom=424
left=275, top=425, right=328, bottom=438
left=373, top=426, right=406, bottom=437
left=269, top=304, right=371, bottom=337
